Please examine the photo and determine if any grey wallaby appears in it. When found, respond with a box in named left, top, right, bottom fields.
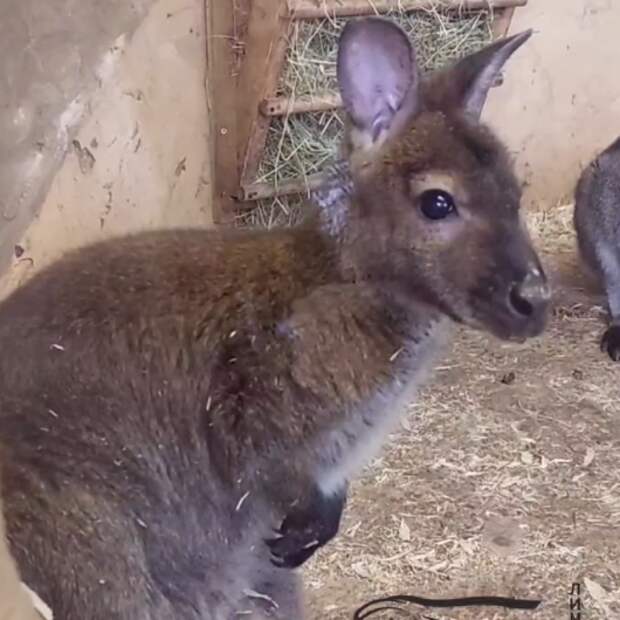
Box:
left=574, top=136, right=620, bottom=361
left=0, top=17, right=550, bottom=620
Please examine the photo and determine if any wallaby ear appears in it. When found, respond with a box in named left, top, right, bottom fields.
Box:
left=337, top=17, right=420, bottom=148
left=427, top=30, right=532, bottom=121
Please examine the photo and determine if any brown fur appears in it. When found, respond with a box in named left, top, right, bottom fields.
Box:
left=0, top=18, right=549, bottom=620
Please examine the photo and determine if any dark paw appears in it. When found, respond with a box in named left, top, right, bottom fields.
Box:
left=265, top=486, right=346, bottom=569
left=265, top=524, right=321, bottom=569
left=601, top=325, right=620, bottom=361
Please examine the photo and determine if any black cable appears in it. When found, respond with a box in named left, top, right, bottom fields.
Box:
left=353, top=593, right=542, bottom=619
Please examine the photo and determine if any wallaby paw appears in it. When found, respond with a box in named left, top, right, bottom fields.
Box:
left=265, top=519, right=321, bottom=569
left=265, top=489, right=345, bottom=569
left=601, top=325, right=620, bottom=361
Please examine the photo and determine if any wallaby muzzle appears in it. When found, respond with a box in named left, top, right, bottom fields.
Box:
left=470, top=224, right=551, bottom=341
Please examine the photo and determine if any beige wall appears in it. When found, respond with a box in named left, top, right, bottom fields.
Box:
left=0, top=0, right=212, bottom=300
left=485, top=0, right=620, bottom=210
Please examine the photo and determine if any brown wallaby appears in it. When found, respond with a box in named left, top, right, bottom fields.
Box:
left=0, top=17, right=550, bottom=620
left=574, top=136, right=620, bottom=361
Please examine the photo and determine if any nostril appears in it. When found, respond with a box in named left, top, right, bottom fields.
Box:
left=509, top=283, right=534, bottom=317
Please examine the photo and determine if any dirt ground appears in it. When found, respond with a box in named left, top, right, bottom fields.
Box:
left=301, top=203, right=620, bottom=620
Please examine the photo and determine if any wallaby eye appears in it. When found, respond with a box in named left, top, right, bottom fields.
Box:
left=419, top=189, right=456, bottom=220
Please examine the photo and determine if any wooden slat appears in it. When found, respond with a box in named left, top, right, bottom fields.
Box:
left=206, top=0, right=241, bottom=224
left=260, top=92, right=342, bottom=116
left=237, top=0, right=292, bottom=190
left=289, top=0, right=527, bottom=19
left=240, top=172, right=328, bottom=201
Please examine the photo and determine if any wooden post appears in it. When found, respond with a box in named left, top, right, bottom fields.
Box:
left=240, top=172, right=327, bottom=201
left=237, top=0, right=292, bottom=190
left=491, top=6, right=517, bottom=38
left=288, top=0, right=527, bottom=20
left=260, top=92, right=342, bottom=117
left=206, top=0, right=245, bottom=224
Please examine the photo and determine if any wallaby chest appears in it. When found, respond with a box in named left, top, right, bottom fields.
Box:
left=280, top=286, right=449, bottom=493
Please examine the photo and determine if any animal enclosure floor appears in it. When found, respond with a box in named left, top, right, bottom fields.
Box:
left=303, top=204, right=620, bottom=620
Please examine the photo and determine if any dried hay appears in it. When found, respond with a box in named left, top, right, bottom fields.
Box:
left=235, top=5, right=495, bottom=228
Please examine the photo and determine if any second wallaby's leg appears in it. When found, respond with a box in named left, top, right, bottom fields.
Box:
left=597, top=244, right=620, bottom=360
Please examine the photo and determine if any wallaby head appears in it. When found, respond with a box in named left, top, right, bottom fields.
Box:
left=326, top=17, right=550, bottom=341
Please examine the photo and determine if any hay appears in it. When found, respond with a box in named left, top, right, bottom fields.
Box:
left=236, top=5, right=495, bottom=229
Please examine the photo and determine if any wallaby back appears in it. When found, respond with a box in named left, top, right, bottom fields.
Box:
left=0, top=17, right=548, bottom=620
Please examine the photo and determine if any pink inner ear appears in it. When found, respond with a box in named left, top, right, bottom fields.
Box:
left=337, top=17, right=419, bottom=139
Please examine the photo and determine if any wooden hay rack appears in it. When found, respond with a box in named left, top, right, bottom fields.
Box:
left=206, top=0, right=528, bottom=225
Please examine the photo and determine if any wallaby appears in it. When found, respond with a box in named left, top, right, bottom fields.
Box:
left=574, top=136, right=620, bottom=361
left=0, top=17, right=549, bottom=620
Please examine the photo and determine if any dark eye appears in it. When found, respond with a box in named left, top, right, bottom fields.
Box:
left=419, top=189, right=456, bottom=220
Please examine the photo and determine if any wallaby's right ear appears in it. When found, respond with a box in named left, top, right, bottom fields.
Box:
left=424, top=30, right=532, bottom=121
left=337, top=17, right=420, bottom=151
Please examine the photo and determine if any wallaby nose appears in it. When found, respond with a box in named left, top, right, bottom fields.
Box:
left=508, top=268, right=551, bottom=319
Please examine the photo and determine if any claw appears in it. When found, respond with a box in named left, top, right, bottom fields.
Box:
left=270, top=554, right=285, bottom=567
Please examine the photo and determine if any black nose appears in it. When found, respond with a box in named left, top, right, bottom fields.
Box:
left=508, top=269, right=550, bottom=318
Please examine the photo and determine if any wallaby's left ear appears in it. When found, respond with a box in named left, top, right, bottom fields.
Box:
left=337, top=16, right=420, bottom=150
left=426, top=29, right=533, bottom=121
